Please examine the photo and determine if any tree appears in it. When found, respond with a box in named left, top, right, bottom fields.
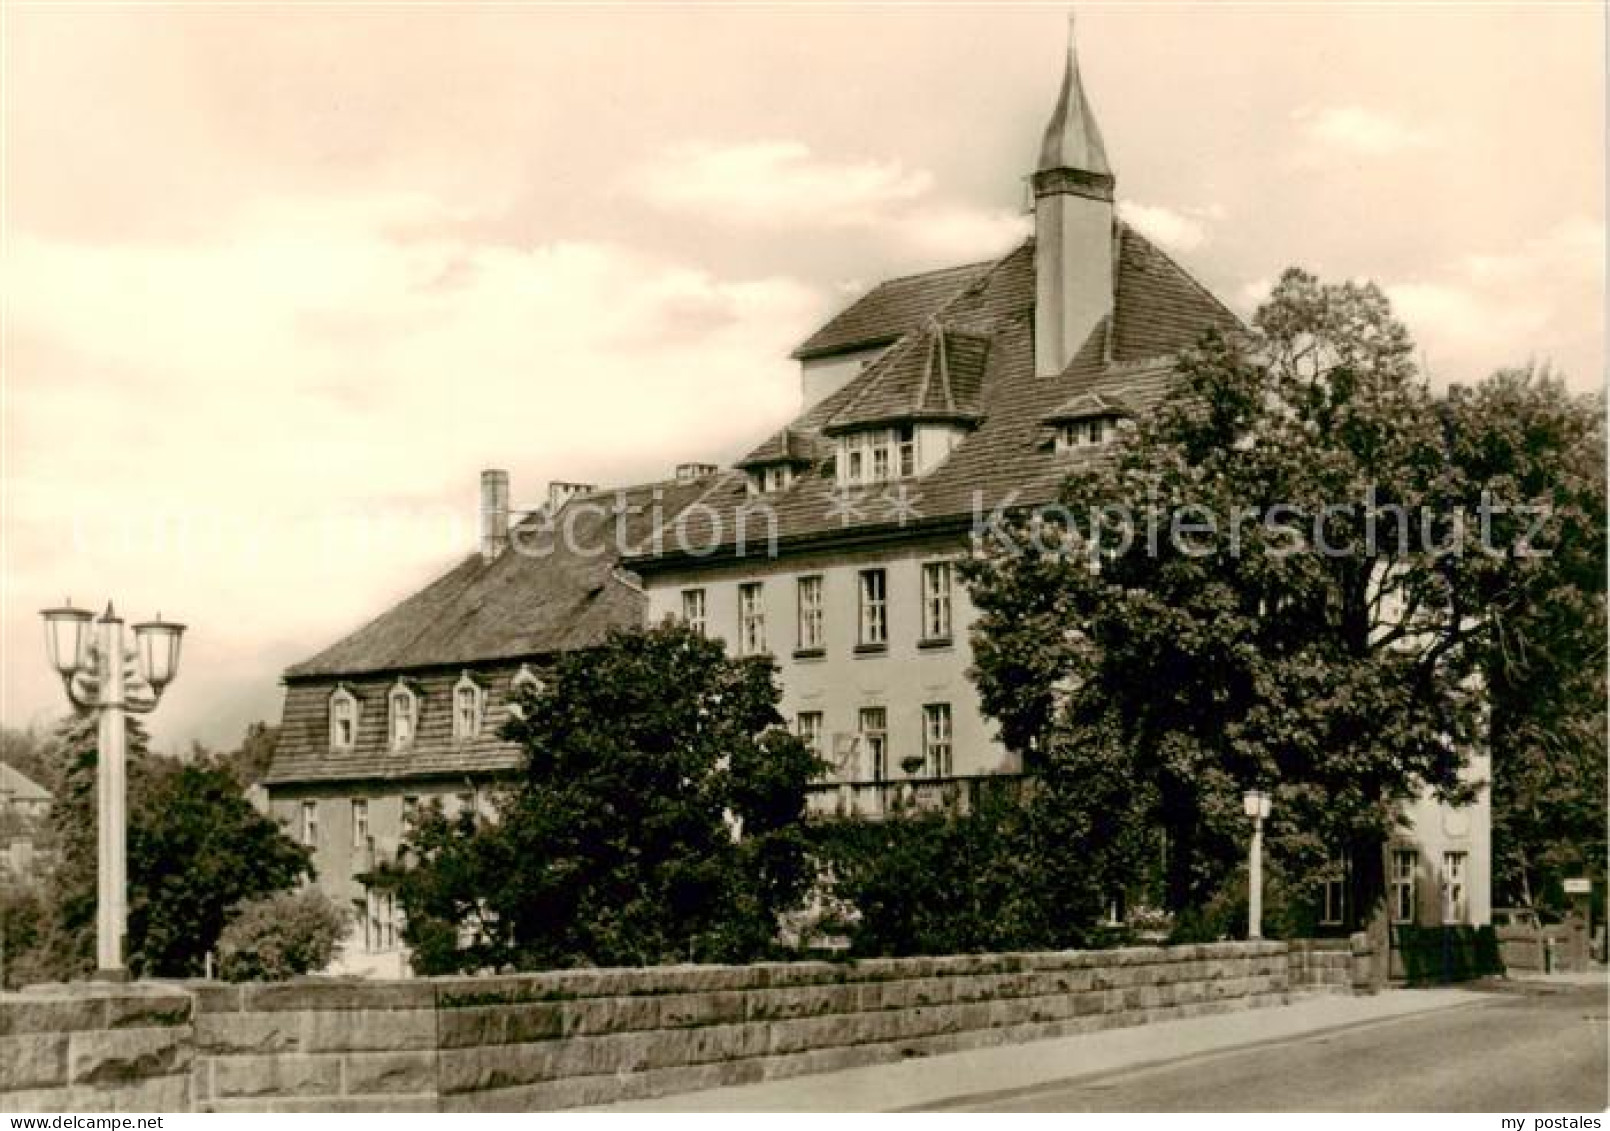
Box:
left=1443, top=367, right=1607, bottom=911
left=963, top=270, right=1501, bottom=929
left=822, top=732, right=1153, bottom=956
left=17, top=712, right=313, bottom=981
left=382, top=622, right=821, bottom=973
left=216, top=888, right=350, bottom=982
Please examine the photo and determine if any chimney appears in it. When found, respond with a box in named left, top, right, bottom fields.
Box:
left=479, top=469, right=510, bottom=562
left=548, top=481, right=596, bottom=513
left=675, top=462, right=718, bottom=484
left=1033, top=16, right=1116, bottom=377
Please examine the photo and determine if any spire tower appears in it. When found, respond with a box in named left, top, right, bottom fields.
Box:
left=1033, top=12, right=1116, bottom=377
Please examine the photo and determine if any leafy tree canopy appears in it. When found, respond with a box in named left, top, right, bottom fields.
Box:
left=382, top=621, right=821, bottom=973
left=963, top=269, right=1600, bottom=921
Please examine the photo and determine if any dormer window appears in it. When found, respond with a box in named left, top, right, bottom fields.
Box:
left=837, top=425, right=916, bottom=487
left=748, top=464, right=795, bottom=495
left=388, top=680, right=418, bottom=750
left=508, top=664, right=544, bottom=720
left=452, top=673, right=485, bottom=741
left=1055, top=417, right=1116, bottom=452
left=329, top=687, right=358, bottom=751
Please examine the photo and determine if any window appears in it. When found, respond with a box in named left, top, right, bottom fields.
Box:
left=365, top=886, right=398, bottom=953
left=681, top=588, right=707, bottom=636
left=859, top=707, right=888, bottom=782
left=838, top=426, right=918, bottom=486
left=1391, top=849, right=1418, bottom=924
left=858, top=569, right=887, bottom=647
left=455, top=792, right=476, bottom=824
left=796, top=576, right=824, bottom=651
left=452, top=674, right=483, bottom=741
left=921, top=561, right=953, bottom=641
left=751, top=465, right=793, bottom=494
left=1055, top=417, right=1114, bottom=453
left=796, top=712, right=824, bottom=758
left=329, top=688, right=358, bottom=751
left=351, top=799, right=369, bottom=850
left=388, top=681, right=417, bottom=750
left=738, top=583, right=766, bottom=655
left=300, top=801, right=318, bottom=848
left=402, top=795, right=419, bottom=827
left=923, top=703, right=953, bottom=778
left=1321, top=855, right=1350, bottom=926
left=1442, top=851, right=1468, bottom=924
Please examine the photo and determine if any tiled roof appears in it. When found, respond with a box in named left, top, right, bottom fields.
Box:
left=628, top=226, right=1239, bottom=563
left=1042, top=391, right=1134, bottom=422
left=0, top=762, right=50, bottom=804
left=283, top=477, right=726, bottom=680
left=823, top=324, right=991, bottom=433
left=792, top=260, right=996, bottom=360
left=734, top=426, right=822, bottom=469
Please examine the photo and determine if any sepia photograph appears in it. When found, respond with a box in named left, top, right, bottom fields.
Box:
left=1, top=1, right=1605, bottom=1119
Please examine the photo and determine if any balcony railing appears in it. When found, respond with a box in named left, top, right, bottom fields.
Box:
left=804, top=774, right=1026, bottom=820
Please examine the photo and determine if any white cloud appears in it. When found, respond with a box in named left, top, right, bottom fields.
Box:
left=633, top=140, right=934, bottom=229
left=1292, top=105, right=1436, bottom=159
left=1384, top=217, right=1603, bottom=386
left=630, top=139, right=1027, bottom=263
left=1117, top=201, right=1217, bottom=253
left=2, top=191, right=827, bottom=747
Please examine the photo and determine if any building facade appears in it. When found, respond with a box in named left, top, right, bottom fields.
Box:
left=267, top=25, right=1490, bottom=972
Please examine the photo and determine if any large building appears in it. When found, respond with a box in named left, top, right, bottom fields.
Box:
left=265, top=26, right=1489, bottom=972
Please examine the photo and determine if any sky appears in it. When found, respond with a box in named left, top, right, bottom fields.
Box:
left=3, top=3, right=1604, bottom=753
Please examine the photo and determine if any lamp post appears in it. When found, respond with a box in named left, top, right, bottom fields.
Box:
left=40, top=600, right=184, bottom=979
left=1242, top=788, right=1272, bottom=940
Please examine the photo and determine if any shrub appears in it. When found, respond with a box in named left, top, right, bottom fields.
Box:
left=216, top=888, right=349, bottom=982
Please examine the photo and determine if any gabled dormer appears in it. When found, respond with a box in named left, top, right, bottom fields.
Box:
left=822, top=323, right=990, bottom=487
left=1042, top=392, right=1133, bottom=454
left=735, top=427, right=819, bottom=495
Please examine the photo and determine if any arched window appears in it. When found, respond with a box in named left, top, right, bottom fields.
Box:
left=329, top=687, right=359, bottom=751
left=507, top=664, right=544, bottom=720
left=388, top=680, right=418, bottom=751
left=452, top=673, right=485, bottom=741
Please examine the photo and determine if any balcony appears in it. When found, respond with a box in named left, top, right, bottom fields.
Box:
left=804, top=774, right=1025, bottom=820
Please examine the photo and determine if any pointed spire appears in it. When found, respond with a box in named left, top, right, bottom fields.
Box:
left=1038, top=11, right=1110, bottom=176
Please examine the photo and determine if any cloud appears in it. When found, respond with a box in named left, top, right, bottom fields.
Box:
left=633, top=140, right=933, bottom=228
left=1291, top=105, right=1436, bottom=161
left=1385, top=216, right=1603, bottom=386
left=630, top=139, right=1027, bottom=263
left=3, top=191, right=827, bottom=747
left=1117, top=201, right=1219, bottom=253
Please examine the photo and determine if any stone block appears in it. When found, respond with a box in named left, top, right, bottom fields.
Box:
left=66, top=1073, right=190, bottom=1114
left=0, top=1032, right=68, bottom=1091
left=243, top=980, right=434, bottom=1013
left=657, top=991, right=746, bottom=1029
left=302, top=1008, right=436, bottom=1052
left=0, top=995, right=106, bottom=1037
left=0, top=1084, right=72, bottom=1113
left=69, top=1027, right=188, bottom=1087
left=343, top=1050, right=437, bottom=1095
left=438, top=1040, right=562, bottom=1094
left=211, top=1053, right=341, bottom=1099
left=560, top=994, right=658, bottom=1036
left=194, top=1010, right=302, bottom=1055
left=105, top=991, right=191, bottom=1031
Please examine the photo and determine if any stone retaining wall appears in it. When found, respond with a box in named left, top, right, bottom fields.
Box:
left=7, top=940, right=1329, bottom=1113
left=0, top=984, right=193, bottom=1111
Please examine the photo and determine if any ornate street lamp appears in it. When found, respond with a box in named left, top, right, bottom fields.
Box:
left=40, top=599, right=184, bottom=978
left=1243, top=789, right=1272, bottom=941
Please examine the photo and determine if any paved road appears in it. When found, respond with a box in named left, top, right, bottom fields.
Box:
left=930, top=983, right=1608, bottom=1112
